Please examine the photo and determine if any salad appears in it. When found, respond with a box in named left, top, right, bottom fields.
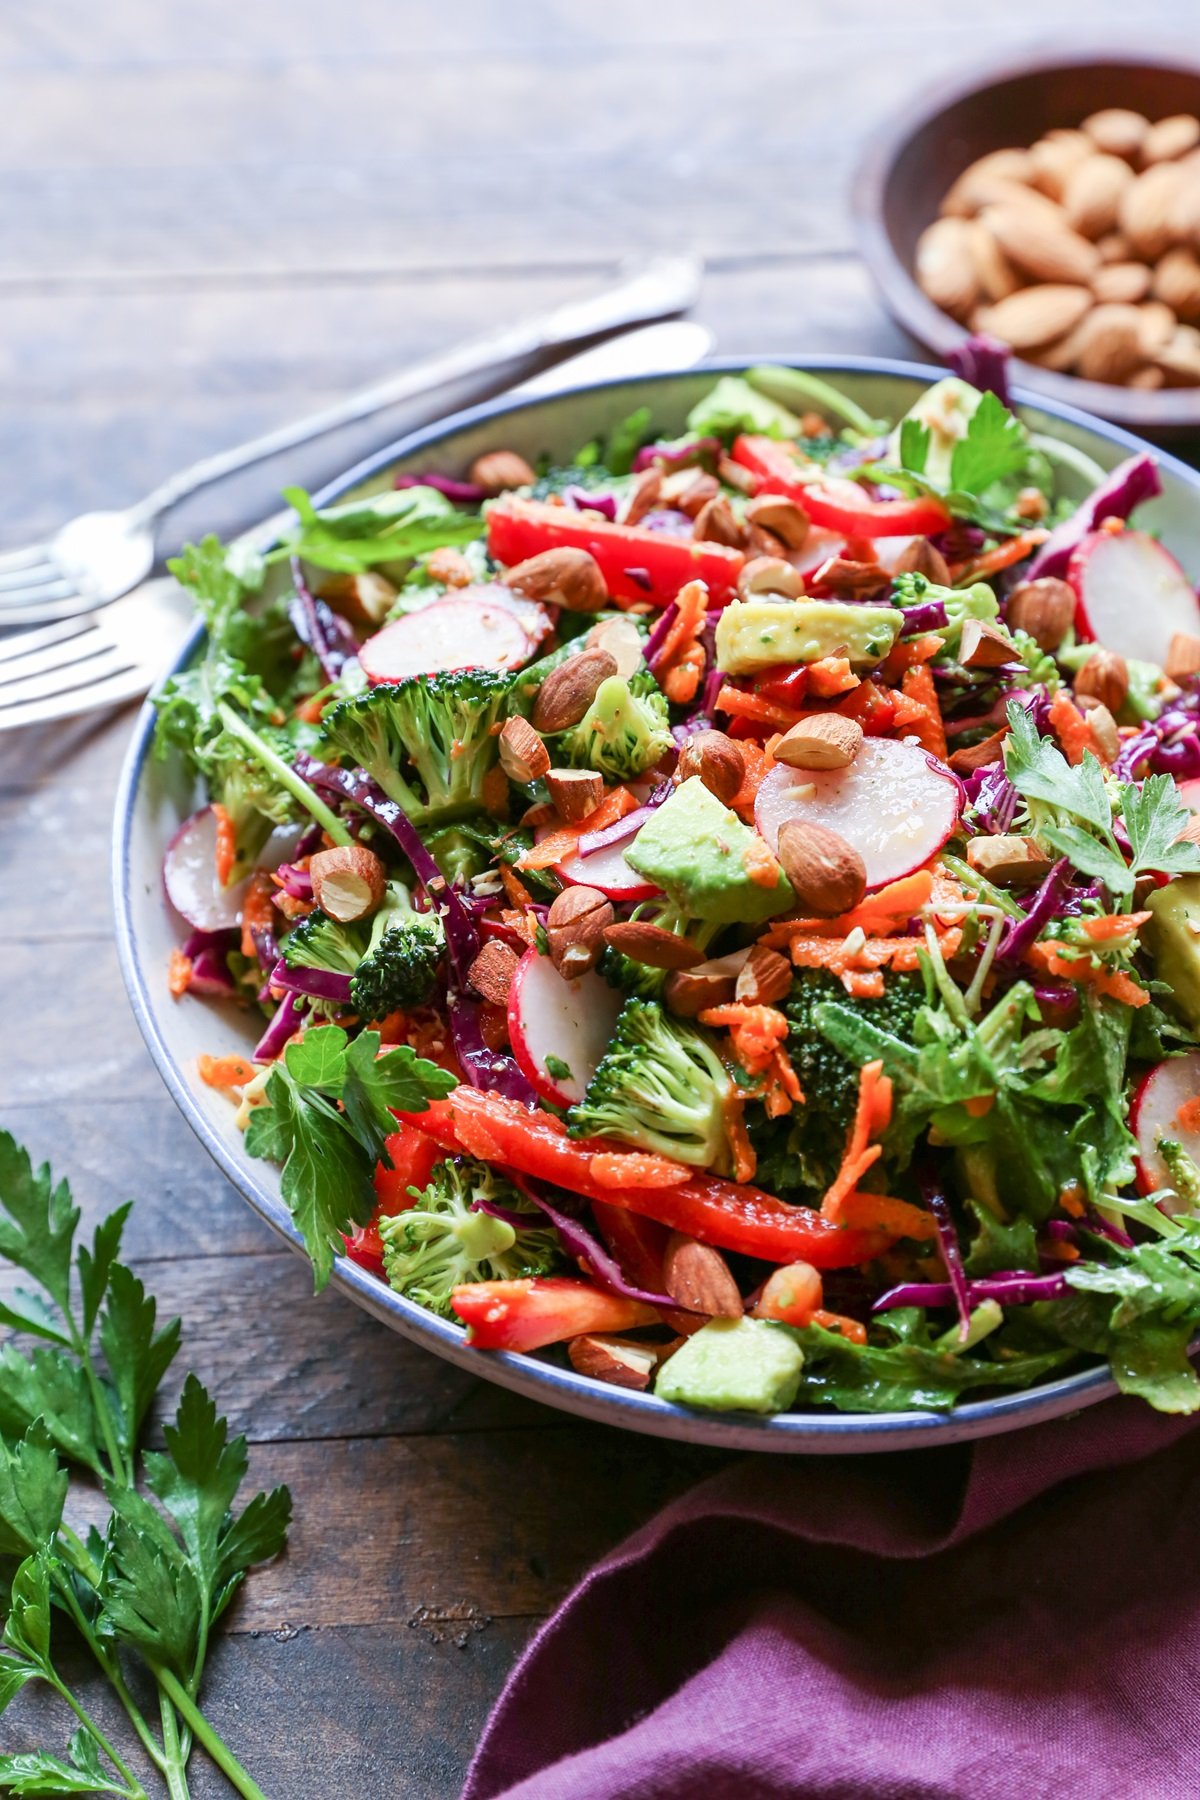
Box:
left=153, top=348, right=1200, bottom=1419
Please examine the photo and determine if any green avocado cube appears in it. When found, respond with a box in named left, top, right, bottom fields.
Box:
left=715, top=597, right=900, bottom=677
left=625, top=776, right=793, bottom=924
left=656, top=1317, right=805, bottom=1414
left=1147, top=875, right=1200, bottom=1033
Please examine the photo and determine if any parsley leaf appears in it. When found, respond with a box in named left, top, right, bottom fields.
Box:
left=98, top=1265, right=181, bottom=1466
left=0, top=1746, right=131, bottom=1794
left=1122, top=772, right=1200, bottom=881
left=948, top=390, right=1029, bottom=496
left=0, top=1424, right=67, bottom=1560
left=0, top=1348, right=103, bottom=1475
left=275, top=485, right=481, bottom=576
left=0, top=1139, right=77, bottom=1320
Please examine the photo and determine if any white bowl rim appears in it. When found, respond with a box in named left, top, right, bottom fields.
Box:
left=112, top=353, right=1200, bottom=1454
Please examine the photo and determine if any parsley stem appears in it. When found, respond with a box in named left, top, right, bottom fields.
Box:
left=66, top=1315, right=134, bottom=1489
left=153, top=1666, right=270, bottom=1800
left=216, top=701, right=354, bottom=847
left=45, top=1668, right=146, bottom=1797
left=51, top=1563, right=168, bottom=1777
left=159, top=1687, right=193, bottom=1800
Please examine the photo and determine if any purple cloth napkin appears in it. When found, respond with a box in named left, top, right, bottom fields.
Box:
left=464, top=1399, right=1200, bottom=1799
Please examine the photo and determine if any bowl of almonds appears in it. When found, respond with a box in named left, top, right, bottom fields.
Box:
left=855, top=47, right=1200, bottom=432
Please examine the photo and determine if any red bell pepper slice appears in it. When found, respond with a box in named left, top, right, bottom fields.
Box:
left=751, top=664, right=811, bottom=710
left=730, top=434, right=810, bottom=501
left=486, top=497, right=744, bottom=608
left=344, top=1124, right=442, bottom=1273
left=800, top=478, right=951, bottom=539
left=451, top=1276, right=658, bottom=1351
left=401, top=1091, right=896, bottom=1268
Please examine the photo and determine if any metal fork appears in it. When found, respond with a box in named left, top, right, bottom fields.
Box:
left=0, top=255, right=699, bottom=628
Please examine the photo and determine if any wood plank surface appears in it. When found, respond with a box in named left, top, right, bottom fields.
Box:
left=0, top=1, right=1192, bottom=1794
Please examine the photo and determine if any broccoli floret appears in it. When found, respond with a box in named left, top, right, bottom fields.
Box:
left=381, top=1157, right=561, bottom=1316
left=567, top=998, right=735, bottom=1172
left=320, top=669, right=513, bottom=826
left=554, top=670, right=672, bottom=781
left=282, top=883, right=445, bottom=1017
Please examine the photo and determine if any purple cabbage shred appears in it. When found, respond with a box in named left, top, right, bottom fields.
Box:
left=288, top=559, right=359, bottom=683
left=1025, top=453, right=1162, bottom=582
left=253, top=992, right=307, bottom=1062
left=947, top=333, right=1013, bottom=407
left=394, top=472, right=487, bottom=504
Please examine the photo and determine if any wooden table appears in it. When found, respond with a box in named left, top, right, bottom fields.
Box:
left=1, top=3, right=1192, bottom=1792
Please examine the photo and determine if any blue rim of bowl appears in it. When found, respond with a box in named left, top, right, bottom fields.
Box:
left=114, top=352, right=1199, bottom=1453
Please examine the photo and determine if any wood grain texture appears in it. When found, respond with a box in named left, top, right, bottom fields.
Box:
left=0, top=1, right=1187, bottom=1793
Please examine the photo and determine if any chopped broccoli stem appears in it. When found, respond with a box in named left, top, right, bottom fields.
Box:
left=567, top=997, right=735, bottom=1172
left=381, top=1157, right=560, bottom=1315
left=216, top=700, right=353, bottom=846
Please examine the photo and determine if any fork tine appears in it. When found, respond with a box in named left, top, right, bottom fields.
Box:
left=0, top=571, right=73, bottom=602
left=0, top=640, right=131, bottom=708
left=0, top=663, right=153, bottom=731
left=0, top=543, right=50, bottom=574
left=0, top=621, right=107, bottom=688
left=0, top=615, right=93, bottom=664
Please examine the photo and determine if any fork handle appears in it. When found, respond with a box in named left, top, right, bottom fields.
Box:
left=127, top=256, right=699, bottom=527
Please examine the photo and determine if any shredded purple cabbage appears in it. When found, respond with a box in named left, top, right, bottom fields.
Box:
left=632, top=436, right=720, bottom=474
left=1026, top=454, right=1162, bottom=582
left=394, top=472, right=486, bottom=504
left=963, top=762, right=1019, bottom=835
left=269, top=957, right=353, bottom=1005
left=180, top=927, right=238, bottom=996
left=250, top=924, right=280, bottom=974
left=929, top=521, right=986, bottom=562
left=947, top=334, right=1013, bottom=407
left=275, top=862, right=314, bottom=901
left=637, top=508, right=694, bottom=536
left=1031, top=978, right=1079, bottom=1024
left=288, top=559, right=358, bottom=683
left=996, top=859, right=1072, bottom=966
left=643, top=599, right=679, bottom=669
left=564, top=486, right=618, bottom=520
left=899, top=597, right=949, bottom=633
left=253, top=992, right=307, bottom=1062
left=1115, top=685, right=1200, bottom=781
left=920, top=1171, right=970, bottom=1340
left=624, top=567, right=653, bottom=592
left=874, top=1270, right=1068, bottom=1311
left=507, top=1178, right=675, bottom=1306
left=576, top=784, right=669, bottom=859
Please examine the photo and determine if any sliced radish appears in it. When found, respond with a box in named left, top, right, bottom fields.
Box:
left=507, top=947, right=623, bottom=1107
left=359, top=593, right=532, bottom=683
left=553, top=834, right=661, bottom=902
left=754, top=736, right=961, bottom=890
left=791, top=528, right=846, bottom=578
left=1178, top=777, right=1200, bottom=816
left=164, top=807, right=251, bottom=930
left=1132, top=1051, right=1200, bottom=1194
left=1069, top=530, right=1200, bottom=668
left=483, top=584, right=554, bottom=652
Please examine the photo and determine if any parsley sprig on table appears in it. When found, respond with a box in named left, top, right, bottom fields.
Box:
left=0, top=1134, right=289, bottom=1800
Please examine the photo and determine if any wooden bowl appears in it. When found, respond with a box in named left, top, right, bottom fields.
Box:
left=853, top=46, right=1200, bottom=438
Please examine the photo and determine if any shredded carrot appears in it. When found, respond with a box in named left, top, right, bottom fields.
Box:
left=715, top=684, right=802, bottom=728
left=589, top=1151, right=689, bottom=1188
left=1080, top=911, right=1151, bottom=942
left=882, top=633, right=945, bottom=681
left=810, top=1308, right=868, bottom=1345
left=698, top=1003, right=788, bottom=1070
left=821, top=1060, right=889, bottom=1220
left=762, top=1046, right=805, bottom=1117
left=499, top=863, right=535, bottom=910
left=516, top=786, right=638, bottom=870
left=822, top=1148, right=883, bottom=1221
left=1048, top=690, right=1093, bottom=766
left=662, top=648, right=704, bottom=705
left=807, top=656, right=859, bottom=698
left=481, top=762, right=510, bottom=816
left=212, top=803, right=236, bottom=888
left=953, top=528, right=1049, bottom=584
left=168, top=949, right=193, bottom=998
left=898, top=664, right=947, bottom=759
left=1026, top=941, right=1149, bottom=1007
left=760, top=869, right=937, bottom=947
left=197, top=1053, right=256, bottom=1090
left=842, top=970, right=885, bottom=998
left=656, top=578, right=707, bottom=671
left=295, top=694, right=326, bottom=725
left=1059, top=1186, right=1087, bottom=1218
left=726, top=739, right=774, bottom=821
left=964, top=1094, right=995, bottom=1118
left=498, top=907, right=538, bottom=947
left=780, top=927, right=963, bottom=988
left=743, top=835, right=783, bottom=889
left=240, top=872, right=276, bottom=959
left=838, top=1190, right=938, bottom=1242
left=724, top=1092, right=757, bottom=1184
left=1175, top=1097, right=1200, bottom=1134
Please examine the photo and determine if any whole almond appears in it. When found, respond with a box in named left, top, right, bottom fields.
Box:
left=1096, top=230, right=1134, bottom=264
left=1023, top=323, right=1088, bottom=372
left=531, top=648, right=618, bottom=733
left=498, top=715, right=551, bottom=785
left=546, top=885, right=613, bottom=977
left=1120, top=163, right=1186, bottom=260
left=504, top=546, right=607, bottom=612
left=744, top=494, right=810, bottom=550
left=966, top=834, right=1054, bottom=888
left=774, top=713, right=864, bottom=771
left=663, top=950, right=750, bottom=1018
left=966, top=219, right=1021, bottom=300
left=585, top=614, right=643, bottom=677
left=1029, top=130, right=1094, bottom=199
left=675, top=730, right=745, bottom=804
left=1093, top=261, right=1152, bottom=304
left=675, top=471, right=720, bottom=518
left=1142, top=115, right=1200, bottom=167
left=1153, top=247, right=1200, bottom=324
left=1074, top=303, right=1146, bottom=383
left=1064, top=153, right=1134, bottom=239
left=309, top=845, right=387, bottom=922
left=623, top=467, right=662, bottom=527
left=775, top=819, right=866, bottom=916
left=603, top=920, right=705, bottom=971
left=941, top=148, right=1039, bottom=215
left=1169, top=174, right=1200, bottom=247
left=1166, top=631, right=1200, bottom=681
left=1006, top=577, right=1076, bottom=650
left=546, top=767, right=604, bottom=822
left=662, top=1232, right=743, bottom=1318
left=1138, top=299, right=1178, bottom=357
left=1014, top=486, right=1049, bottom=523
left=1074, top=647, right=1129, bottom=713
left=467, top=939, right=520, bottom=1006
left=1082, top=109, right=1148, bottom=162
left=693, top=495, right=747, bottom=548
left=947, top=726, right=1010, bottom=774
left=1155, top=323, right=1200, bottom=386
left=717, top=454, right=760, bottom=494
left=981, top=202, right=1099, bottom=285
left=746, top=523, right=788, bottom=562
left=737, top=556, right=805, bottom=601
left=978, top=284, right=1091, bottom=351
left=469, top=450, right=536, bottom=494
left=567, top=1334, right=658, bottom=1390
left=1076, top=694, right=1120, bottom=762
left=735, top=943, right=793, bottom=1006
left=915, top=217, right=982, bottom=319
left=319, top=570, right=398, bottom=626
left=893, top=538, right=951, bottom=584
left=960, top=618, right=1018, bottom=668
left=1129, top=365, right=1167, bottom=391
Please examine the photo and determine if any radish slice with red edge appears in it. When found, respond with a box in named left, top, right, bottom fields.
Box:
left=553, top=833, right=661, bottom=902
left=754, top=736, right=961, bottom=890
left=1132, top=1051, right=1200, bottom=1194
left=359, top=592, right=533, bottom=684
left=507, top=947, right=623, bottom=1107
left=164, top=807, right=251, bottom=931
left=1068, top=529, right=1200, bottom=668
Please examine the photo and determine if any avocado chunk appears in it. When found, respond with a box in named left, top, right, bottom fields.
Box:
left=886, top=375, right=984, bottom=486
left=625, top=776, right=793, bottom=924
left=1146, top=876, right=1200, bottom=1032
left=656, top=1317, right=805, bottom=1414
left=685, top=373, right=801, bottom=441
left=715, top=598, right=900, bottom=677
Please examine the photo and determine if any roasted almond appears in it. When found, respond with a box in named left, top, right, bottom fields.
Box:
left=624, top=467, right=663, bottom=527
left=309, top=846, right=387, bottom=922
left=546, top=767, right=604, bottom=822
left=773, top=712, right=863, bottom=771
left=744, top=494, right=810, bottom=550
left=424, top=546, right=475, bottom=589
left=947, top=726, right=1009, bottom=774
left=966, top=218, right=1021, bottom=300
left=1014, top=486, right=1049, bottom=523
left=692, top=495, right=746, bottom=548
left=467, top=939, right=520, bottom=1005
left=892, top=538, right=951, bottom=584
left=498, top=715, right=551, bottom=785
left=504, top=546, right=607, bottom=612
left=662, top=1232, right=743, bottom=1318
left=1029, top=128, right=1095, bottom=198
left=1120, top=163, right=1186, bottom=261
left=915, top=217, right=981, bottom=319
left=603, top=920, right=705, bottom=970
left=546, top=885, right=613, bottom=978
left=1076, top=693, right=1120, bottom=762
left=663, top=950, right=750, bottom=1018
left=1082, top=109, right=1148, bottom=162
left=567, top=1334, right=659, bottom=1390
left=959, top=618, right=1018, bottom=668
left=1073, top=302, right=1146, bottom=383
left=318, top=570, right=398, bottom=626
left=469, top=450, right=536, bottom=494
left=1096, top=230, right=1134, bottom=264
left=675, top=730, right=745, bottom=804
left=1152, top=247, right=1200, bottom=325
left=966, top=834, right=1054, bottom=888
left=1074, top=647, right=1129, bottom=713
left=1063, top=153, right=1134, bottom=239
left=531, top=648, right=618, bottom=733
left=585, top=614, right=643, bottom=677
left=1138, top=299, right=1178, bottom=357
left=1006, top=576, right=1076, bottom=650
left=675, top=471, right=721, bottom=518
left=735, top=943, right=793, bottom=1006
left=980, top=202, right=1100, bottom=286
left=1155, top=323, right=1200, bottom=386
left=941, top=148, right=1039, bottom=215
left=717, top=454, right=759, bottom=494
left=1142, top=114, right=1200, bottom=167
left=736, top=556, right=805, bottom=601
left=775, top=818, right=866, bottom=916
left=1166, top=631, right=1200, bottom=682
left=809, top=556, right=890, bottom=597
left=977, top=283, right=1091, bottom=351
left=1092, top=260, right=1152, bottom=304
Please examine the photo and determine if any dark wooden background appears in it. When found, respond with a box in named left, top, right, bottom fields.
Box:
left=0, top=3, right=1193, bottom=1793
